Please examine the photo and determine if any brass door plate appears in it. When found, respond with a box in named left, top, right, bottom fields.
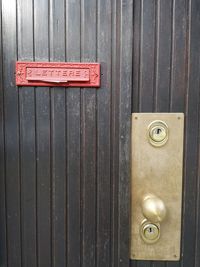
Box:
left=130, top=113, right=184, bottom=261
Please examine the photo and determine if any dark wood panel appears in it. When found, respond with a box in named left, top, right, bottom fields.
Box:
left=132, top=0, right=141, bottom=113
left=66, top=1, right=81, bottom=267
left=34, top=0, right=51, bottom=266
left=35, top=86, right=51, bottom=267
left=17, top=0, right=37, bottom=266
left=0, top=1, right=7, bottom=266
left=181, top=0, right=200, bottom=266
left=139, top=0, right=156, bottom=112
left=154, top=0, right=172, bottom=112
left=170, top=0, right=188, bottom=112
left=96, top=0, right=112, bottom=266
left=81, top=0, right=97, bottom=266
left=0, top=0, right=132, bottom=266
left=118, top=0, right=133, bottom=266
left=4, top=0, right=200, bottom=266
left=132, top=1, right=200, bottom=267
left=111, top=1, right=120, bottom=266
left=2, top=0, right=21, bottom=266
left=49, top=0, right=66, bottom=266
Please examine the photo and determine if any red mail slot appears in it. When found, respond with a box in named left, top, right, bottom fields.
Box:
left=26, top=67, right=90, bottom=82
left=16, top=62, right=100, bottom=87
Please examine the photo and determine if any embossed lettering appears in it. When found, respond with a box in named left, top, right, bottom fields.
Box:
left=62, top=70, right=68, bottom=76
left=27, top=69, right=32, bottom=76
left=69, top=70, right=74, bottom=77
left=42, top=70, right=48, bottom=76
left=75, top=70, right=81, bottom=76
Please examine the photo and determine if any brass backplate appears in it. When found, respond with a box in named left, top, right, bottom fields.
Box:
left=130, top=113, right=184, bottom=261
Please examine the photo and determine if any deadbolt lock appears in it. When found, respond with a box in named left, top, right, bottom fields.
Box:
left=148, top=120, right=168, bottom=147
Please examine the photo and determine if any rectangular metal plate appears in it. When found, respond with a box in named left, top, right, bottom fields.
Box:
left=16, top=62, right=100, bottom=87
left=130, top=113, right=184, bottom=261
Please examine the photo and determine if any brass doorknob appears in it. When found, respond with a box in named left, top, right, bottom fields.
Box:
left=142, top=194, right=167, bottom=223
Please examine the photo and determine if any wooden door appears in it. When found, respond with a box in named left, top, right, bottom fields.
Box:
left=0, top=0, right=200, bottom=267
left=0, top=0, right=132, bottom=267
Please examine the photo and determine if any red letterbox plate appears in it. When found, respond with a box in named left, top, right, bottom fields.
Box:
left=16, top=62, right=100, bottom=87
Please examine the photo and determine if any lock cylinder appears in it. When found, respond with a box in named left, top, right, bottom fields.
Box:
left=148, top=120, right=169, bottom=147
left=140, top=220, right=160, bottom=244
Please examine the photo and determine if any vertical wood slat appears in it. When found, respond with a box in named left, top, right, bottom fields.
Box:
left=66, top=1, right=81, bottom=266
left=195, top=81, right=200, bottom=267
left=195, top=19, right=200, bottom=259
left=139, top=0, right=156, bottom=112
left=170, top=0, right=188, bottom=112
left=0, top=1, right=7, bottom=265
left=118, top=0, right=133, bottom=266
left=34, top=0, right=51, bottom=266
left=49, top=0, right=66, bottom=266
left=2, top=0, right=21, bottom=266
left=181, top=0, right=200, bottom=266
left=81, top=0, right=97, bottom=267
left=169, top=2, right=188, bottom=267
left=111, top=1, right=121, bottom=266
left=132, top=0, right=141, bottom=113
left=154, top=0, right=172, bottom=112
left=97, top=0, right=112, bottom=266
left=17, top=0, right=37, bottom=266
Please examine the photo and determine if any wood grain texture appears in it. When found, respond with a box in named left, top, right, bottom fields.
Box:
left=49, top=0, right=66, bottom=266
left=1, top=0, right=133, bottom=267
left=34, top=0, right=51, bottom=266
left=2, top=0, right=21, bottom=266
left=0, top=1, right=7, bottom=266
left=17, top=1, right=37, bottom=266
left=1, top=0, right=200, bottom=266
left=80, top=0, right=97, bottom=266
left=96, top=0, right=112, bottom=266
left=66, top=1, right=81, bottom=266
left=132, top=0, right=200, bottom=267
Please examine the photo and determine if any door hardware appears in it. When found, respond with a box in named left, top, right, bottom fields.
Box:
left=142, top=194, right=167, bottom=223
left=148, top=120, right=168, bottom=146
left=130, top=113, right=184, bottom=261
left=140, top=220, right=160, bottom=244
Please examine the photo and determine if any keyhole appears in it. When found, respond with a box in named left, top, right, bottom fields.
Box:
left=149, top=227, right=152, bottom=233
left=156, top=128, right=161, bottom=135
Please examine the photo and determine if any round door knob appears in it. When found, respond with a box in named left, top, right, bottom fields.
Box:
left=142, top=194, right=167, bottom=223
